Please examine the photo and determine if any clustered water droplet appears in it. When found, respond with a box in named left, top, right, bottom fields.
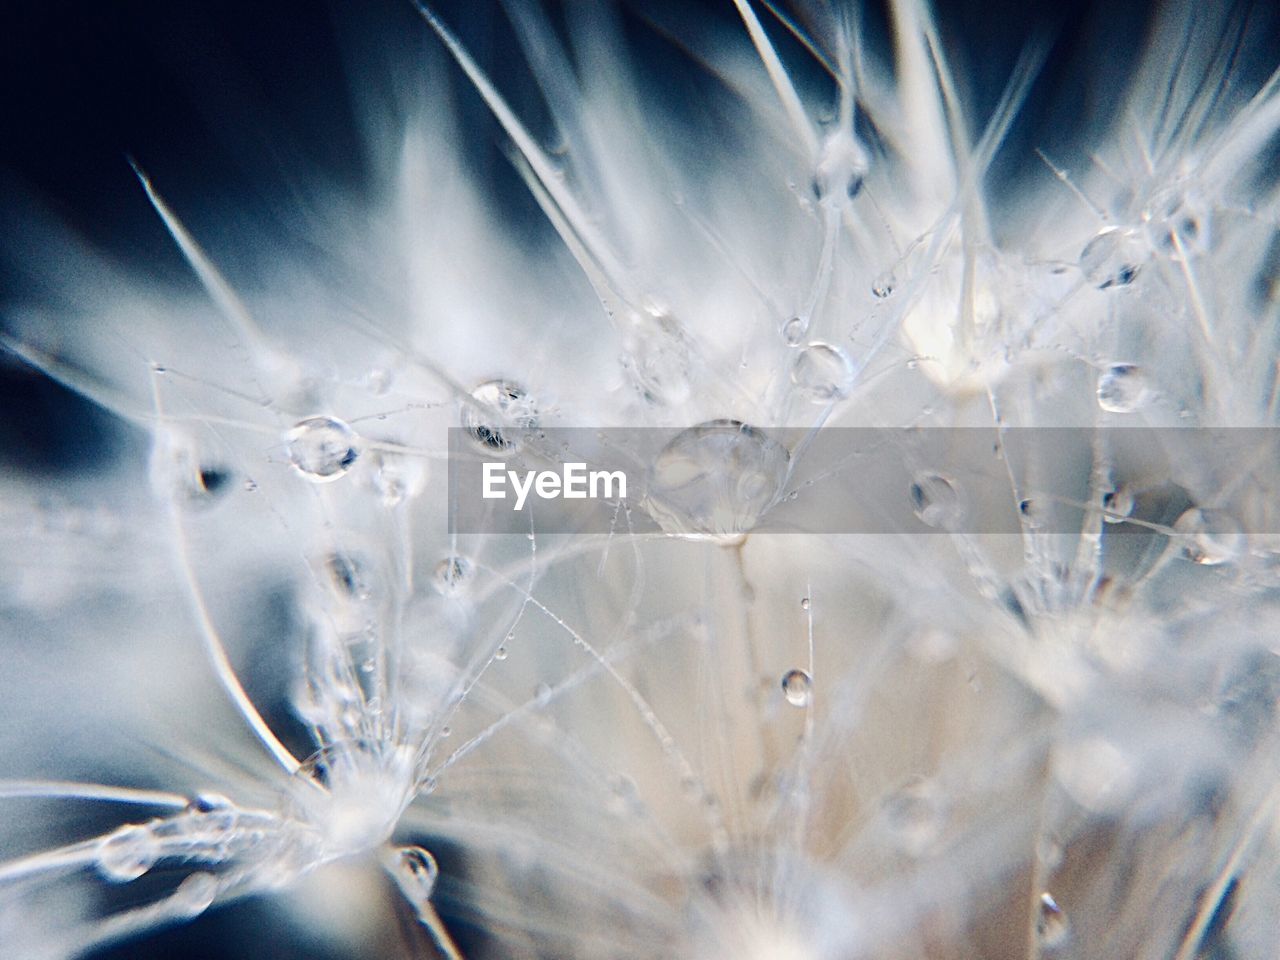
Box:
left=462, top=380, right=538, bottom=452
left=1096, top=363, right=1150, bottom=413
left=781, top=668, right=812, bottom=707
left=791, top=342, right=855, bottom=403
left=287, top=416, right=359, bottom=482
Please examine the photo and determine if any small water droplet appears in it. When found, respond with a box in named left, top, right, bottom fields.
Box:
left=1143, top=189, right=1208, bottom=257
left=172, top=872, right=218, bottom=918
left=242, top=479, right=257, bottom=492
left=1019, top=498, right=1050, bottom=530
left=1102, top=486, right=1134, bottom=523
left=433, top=556, right=473, bottom=593
left=150, top=429, right=233, bottom=509
left=645, top=420, right=790, bottom=542
left=96, top=823, right=158, bottom=882
left=366, top=368, right=393, bottom=396
left=791, top=342, right=855, bottom=403
left=287, top=416, right=359, bottom=482
left=1037, top=892, right=1070, bottom=948
left=369, top=450, right=426, bottom=507
left=1096, top=363, right=1150, bottom=413
left=327, top=553, right=371, bottom=600
left=391, top=845, right=439, bottom=906
left=909, top=473, right=962, bottom=529
left=871, top=271, right=895, bottom=299
left=781, top=315, right=808, bottom=346
left=781, top=669, right=812, bottom=707
left=462, top=380, right=538, bottom=452
left=1175, top=508, right=1245, bottom=566
left=187, top=792, right=234, bottom=814
left=494, top=645, right=508, bottom=661
left=800, top=597, right=810, bottom=611
left=1079, top=227, right=1142, bottom=289
left=534, top=682, right=553, bottom=707
left=811, top=129, right=868, bottom=205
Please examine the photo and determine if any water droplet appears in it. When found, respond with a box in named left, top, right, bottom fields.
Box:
left=1019, top=498, right=1048, bottom=530
left=871, top=271, right=895, bottom=299
left=369, top=450, right=426, bottom=507
left=172, top=872, right=218, bottom=918
left=187, top=792, right=234, bottom=814
left=883, top=778, right=944, bottom=855
left=242, top=479, right=258, bottom=492
left=366, top=368, right=393, bottom=396
left=433, top=556, right=473, bottom=594
left=327, top=553, right=371, bottom=600
left=1102, top=486, right=1134, bottom=523
left=1143, top=189, right=1208, bottom=257
left=149, top=429, right=234, bottom=509
left=96, top=823, right=158, bottom=882
left=287, top=416, right=359, bottom=482
left=791, top=342, right=855, bottom=403
left=621, top=309, right=692, bottom=406
left=1079, top=227, right=1142, bottom=289
left=781, top=669, right=812, bottom=707
left=781, top=315, right=808, bottom=346
left=645, top=420, right=790, bottom=542
left=800, top=597, right=810, bottom=611
left=1096, top=364, right=1150, bottom=413
left=1054, top=737, right=1132, bottom=813
left=1037, top=892, right=1070, bottom=948
left=462, top=380, right=538, bottom=452
left=811, top=129, right=868, bottom=206
left=909, top=473, right=962, bottom=529
left=494, top=645, right=508, bottom=661
left=391, top=845, right=439, bottom=906
left=1175, top=508, right=1245, bottom=566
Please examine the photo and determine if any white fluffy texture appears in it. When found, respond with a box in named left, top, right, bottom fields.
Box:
left=3, top=1, right=1280, bottom=958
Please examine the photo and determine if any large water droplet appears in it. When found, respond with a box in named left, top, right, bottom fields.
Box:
left=1037, top=892, right=1070, bottom=948
left=172, top=872, right=218, bottom=918
left=644, top=420, right=790, bottom=542
left=1175, top=508, right=1245, bottom=566
left=391, top=845, right=439, bottom=906
left=1079, top=227, right=1142, bottom=289
left=811, top=129, right=868, bottom=206
left=96, top=823, right=158, bottom=882
left=621, top=309, right=691, bottom=406
left=909, top=473, right=962, bottom=529
left=791, top=342, right=855, bottom=403
left=462, top=380, right=538, bottom=452
left=781, top=669, right=812, bottom=707
left=1096, top=364, right=1150, bottom=413
left=287, top=416, right=359, bottom=482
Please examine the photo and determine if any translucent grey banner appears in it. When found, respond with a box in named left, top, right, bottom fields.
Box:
left=447, top=424, right=1280, bottom=539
